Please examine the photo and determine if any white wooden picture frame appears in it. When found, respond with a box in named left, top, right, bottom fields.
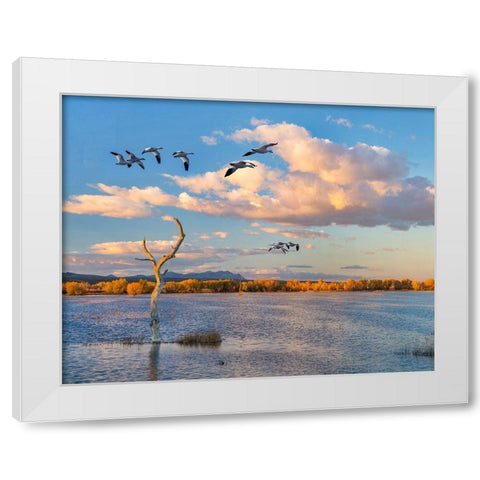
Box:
left=12, top=58, right=468, bottom=422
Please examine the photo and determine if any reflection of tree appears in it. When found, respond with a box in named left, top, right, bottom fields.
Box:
left=148, top=344, right=160, bottom=381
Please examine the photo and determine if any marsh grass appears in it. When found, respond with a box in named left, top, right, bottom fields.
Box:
left=176, top=330, right=222, bottom=346
left=122, top=336, right=145, bottom=345
left=398, top=335, right=434, bottom=357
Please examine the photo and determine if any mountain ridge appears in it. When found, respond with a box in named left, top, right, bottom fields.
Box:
left=63, top=270, right=246, bottom=284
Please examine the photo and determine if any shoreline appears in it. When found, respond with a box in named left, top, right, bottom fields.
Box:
left=63, top=290, right=434, bottom=297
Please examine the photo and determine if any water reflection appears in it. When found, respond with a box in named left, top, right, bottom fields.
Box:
left=148, top=344, right=160, bottom=381
left=62, top=292, right=434, bottom=384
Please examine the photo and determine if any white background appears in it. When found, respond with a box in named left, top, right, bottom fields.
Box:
left=1, top=1, right=476, bottom=479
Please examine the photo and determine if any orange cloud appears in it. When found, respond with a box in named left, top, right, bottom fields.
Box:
left=63, top=183, right=177, bottom=219
left=63, top=193, right=155, bottom=218
left=64, top=122, right=434, bottom=231
left=91, top=239, right=177, bottom=255
left=260, top=227, right=330, bottom=239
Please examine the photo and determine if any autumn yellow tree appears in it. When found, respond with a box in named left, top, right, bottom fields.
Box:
left=411, top=280, right=422, bottom=291
left=344, top=279, right=356, bottom=291
left=127, top=282, right=143, bottom=296
left=286, top=279, right=302, bottom=292
left=104, top=278, right=128, bottom=294
left=423, top=278, right=435, bottom=290
left=138, top=278, right=155, bottom=294
left=65, top=281, right=89, bottom=296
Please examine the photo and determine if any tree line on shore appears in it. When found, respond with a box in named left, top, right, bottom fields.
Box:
left=62, top=277, right=434, bottom=296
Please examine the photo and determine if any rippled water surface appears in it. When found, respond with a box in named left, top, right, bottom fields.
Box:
left=62, top=292, right=434, bottom=384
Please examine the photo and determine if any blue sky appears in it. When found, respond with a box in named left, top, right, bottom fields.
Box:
left=62, top=95, right=434, bottom=281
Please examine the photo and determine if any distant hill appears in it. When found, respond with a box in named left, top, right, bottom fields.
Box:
left=63, top=270, right=246, bottom=284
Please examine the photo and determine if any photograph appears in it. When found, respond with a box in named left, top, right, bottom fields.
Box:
left=61, top=95, right=435, bottom=384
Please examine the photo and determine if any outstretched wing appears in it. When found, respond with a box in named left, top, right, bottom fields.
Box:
left=110, top=151, right=124, bottom=161
left=182, top=156, right=189, bottom=171
left=125, top=150, right=134, bottom=160
left=242, top=150, right=254, bottom=157
left=224, top=167, right=236, bottom=177
left=263, top=142, right=278, bottom=148
left=136, top=160, right=145, bottom=170
left=154, top=151, right=161, bottom=164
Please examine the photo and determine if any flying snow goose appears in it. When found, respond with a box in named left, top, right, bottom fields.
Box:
left=125, top=150, right=145, bottom=170
left=173, top=151, right=193, bottom=171
left=268, top=242, right=288, bottom=254
left=287, top=242, right=300, bottom=251
left=142, top=147, right=163, bottom=164
left=242, top=142, right=278, bottom=157
left=224, top=160, right=256, bottom=177
left=110, top=152, right=131, bottom=166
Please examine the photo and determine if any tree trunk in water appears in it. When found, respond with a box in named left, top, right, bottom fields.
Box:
left=136, top=218, right=185, bottom=343
left=149, top=282, right=162, bottom=342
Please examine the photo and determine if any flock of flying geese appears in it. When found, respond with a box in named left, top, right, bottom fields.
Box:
left=111, top=148, right=192, bottom=171
left=109, top=141, right=300, bottom=254
left=268, top=241, right=300, bottom=254
left=110, top=142, right=278, bottom=176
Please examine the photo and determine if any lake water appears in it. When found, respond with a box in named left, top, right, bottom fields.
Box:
left=62, top=291, right=434, bottom=384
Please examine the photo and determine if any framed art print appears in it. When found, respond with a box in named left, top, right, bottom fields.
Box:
left=13, top=58, right=468, bottom=422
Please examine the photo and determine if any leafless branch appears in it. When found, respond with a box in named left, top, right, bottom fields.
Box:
left=141, top=218, right=185, bottom=283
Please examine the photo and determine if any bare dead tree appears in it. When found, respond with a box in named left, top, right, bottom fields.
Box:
left=136, top=217, right=185, bottom=342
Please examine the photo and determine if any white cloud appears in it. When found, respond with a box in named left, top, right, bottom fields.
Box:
left=65, top=241, right=267, bottom=276
left=64, top=122, right=434, bottom=231
left=63, top=183, right=176, bottom=218
left=362, top=124, right=384, bottom=134
left=91, top=239, right=177, bottom=255
left=163, top=171, right=227, bottom=195
left=219, top=121, right=433, bottom=229
left=63, top=193, right=154, bottom=218
left=326, top=115, right=353, bottom=128
left=213, top=231, right=228, bottom=239
left=260, top=227, right=331, bottom=239
left=200, top=135, right=217, bottom=146
left=250, top=117, right=270, bottom=126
